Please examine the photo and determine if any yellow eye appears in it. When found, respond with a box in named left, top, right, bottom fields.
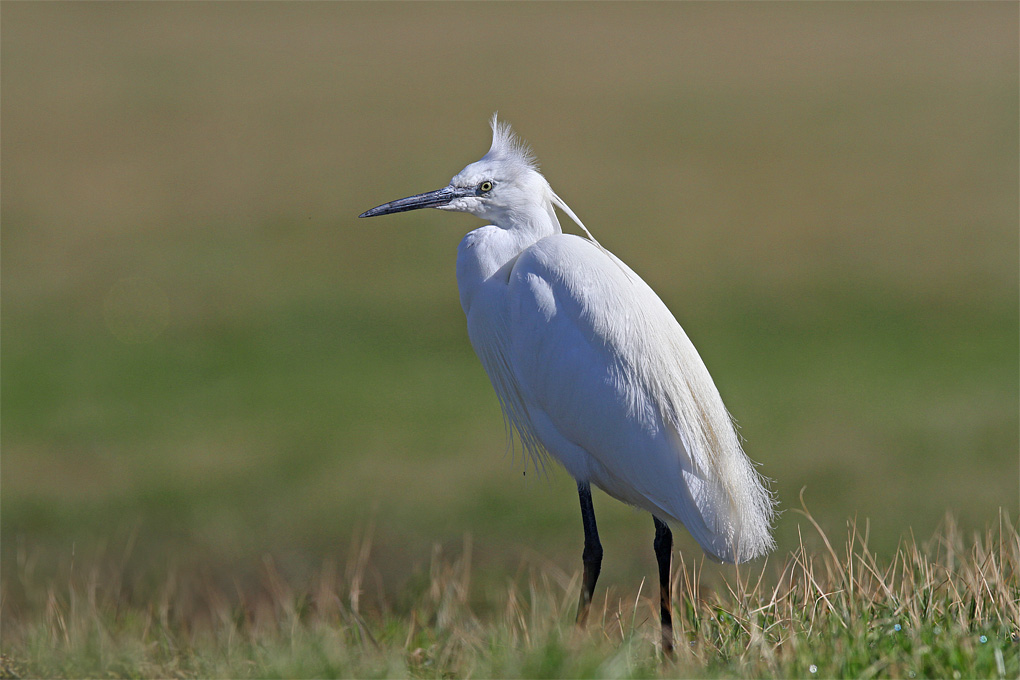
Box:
left=479, top=181, right=493, bottom=193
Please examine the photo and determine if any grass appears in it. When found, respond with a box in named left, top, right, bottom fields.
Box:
left=2, top=509, right=1016, bottom=678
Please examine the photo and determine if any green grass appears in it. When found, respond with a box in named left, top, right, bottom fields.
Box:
left=3, top=511, right=1016, bottom=678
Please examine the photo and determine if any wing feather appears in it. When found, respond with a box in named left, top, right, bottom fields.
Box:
left=506, top=234, right=776, bottom=563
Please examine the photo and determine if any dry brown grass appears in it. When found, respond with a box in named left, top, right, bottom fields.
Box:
left=3, top=509, right=1016, bottom=678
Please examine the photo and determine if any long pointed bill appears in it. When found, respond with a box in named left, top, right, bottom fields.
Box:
left=359, top=185, right=471, bottom=218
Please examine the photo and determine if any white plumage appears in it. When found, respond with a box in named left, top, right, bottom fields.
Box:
left=360, top=116, right=776, bottom=647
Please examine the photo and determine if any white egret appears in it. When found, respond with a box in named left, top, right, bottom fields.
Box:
left=360, top=116, right=776, bottom=653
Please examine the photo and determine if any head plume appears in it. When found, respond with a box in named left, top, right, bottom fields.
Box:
left=483, top=113, right=538, bottom=174
left=479, top=114, right=606, bottom=252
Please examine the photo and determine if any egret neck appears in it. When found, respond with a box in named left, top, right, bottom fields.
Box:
left=455, top=188, right=561, bottom=315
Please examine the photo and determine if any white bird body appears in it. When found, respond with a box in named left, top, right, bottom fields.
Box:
left=460, top=217, right=773, bottom=563
left=360, top=117, right=775, bottom=647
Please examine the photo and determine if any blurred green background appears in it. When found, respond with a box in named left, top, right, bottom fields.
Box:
left=2, top=2, right=1017, bottom=603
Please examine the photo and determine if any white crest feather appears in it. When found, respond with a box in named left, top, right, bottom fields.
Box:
left=485, top=113, right=538, bottom=173
left=486, top=115, right=610, bottom=257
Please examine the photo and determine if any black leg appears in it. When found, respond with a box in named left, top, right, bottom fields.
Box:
left=653, top=516, right=674, bottom=655
left=575, top=481, right=603, bottom=626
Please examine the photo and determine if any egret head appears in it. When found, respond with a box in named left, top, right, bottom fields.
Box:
left=359, top=115, right=553, bottom=225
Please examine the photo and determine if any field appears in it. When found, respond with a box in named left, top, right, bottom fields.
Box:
left=2, top=3, right=1017, bottom=677
left=4, top=513, right=1019, bottom=678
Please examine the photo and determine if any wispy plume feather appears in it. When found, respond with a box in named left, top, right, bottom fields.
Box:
left=484, top=113, right=538, bottom=173
left=486, top=115, right=606, bottom=251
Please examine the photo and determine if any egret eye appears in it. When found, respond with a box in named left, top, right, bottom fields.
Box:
left=479, top=181, right=494, bottom=193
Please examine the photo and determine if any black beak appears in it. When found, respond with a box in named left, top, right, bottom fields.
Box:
left=359, top=185, right=472, bottom=218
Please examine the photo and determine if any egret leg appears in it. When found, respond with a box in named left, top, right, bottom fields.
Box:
left=575, top=481, right=603, bottom=626
left=653, top=516, right=675, bottom=656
